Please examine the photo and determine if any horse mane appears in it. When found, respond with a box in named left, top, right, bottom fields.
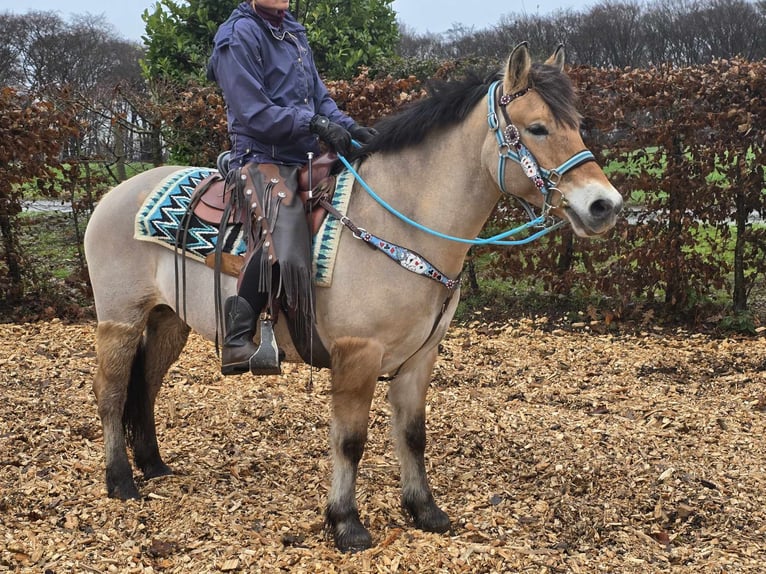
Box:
left=350, top=63, right=580, bottom=160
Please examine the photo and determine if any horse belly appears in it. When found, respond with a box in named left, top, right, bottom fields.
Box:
left=153, top=250, right=304, bottom=362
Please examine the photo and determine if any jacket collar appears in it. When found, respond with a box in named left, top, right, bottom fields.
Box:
left=238, top=2, right=305, bottom=33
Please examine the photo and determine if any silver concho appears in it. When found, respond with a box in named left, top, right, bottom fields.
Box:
left=504, top=124, right=521, bottom=146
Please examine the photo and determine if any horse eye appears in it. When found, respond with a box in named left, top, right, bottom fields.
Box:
left=527, top=124, right=549, bottom=137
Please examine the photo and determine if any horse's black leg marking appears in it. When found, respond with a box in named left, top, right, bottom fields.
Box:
left=342, top=434, right=365, bottom=466
left=106, top=458, right=140, bottom=500
left=105, top=395, right=140, bottom=500
left=326, top=432, right=372, bottom=551
left=122, top=343, right=164, bottom=479
left=401, top=415, right=450, bottom=533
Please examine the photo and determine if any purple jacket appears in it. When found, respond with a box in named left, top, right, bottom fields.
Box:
left=207, top=3, right=355, bottom=166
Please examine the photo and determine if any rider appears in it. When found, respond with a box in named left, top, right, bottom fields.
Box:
left=207, top=0, right=377, bottom=376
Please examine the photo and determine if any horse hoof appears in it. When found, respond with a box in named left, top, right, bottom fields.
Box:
left=107, top=481, right=141, bottom=500
left=334, top=524, right=373, bottom=553
left=106, top=468, right=140, bottom=500
left=416, top=507, right=451, bottom=533
left=326, top=507, right=373, bottom=552
left=143, top=462, right=173, bottom=480
left=406, top=499, right=451, bottom=533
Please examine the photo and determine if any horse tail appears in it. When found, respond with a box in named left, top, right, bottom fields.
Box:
left=122, top=340, right=148, bottom=450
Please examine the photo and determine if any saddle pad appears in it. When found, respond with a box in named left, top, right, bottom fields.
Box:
left=134, top=167, right=247, bottom=262
left=312, top=167, right=354, bottom=287
left=134, top=166, right=355, bottom=286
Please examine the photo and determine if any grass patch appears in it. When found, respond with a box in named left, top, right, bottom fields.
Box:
left=18, top=211, right=85, bottom=280
left=2, top=210, right=93, bottom=321
left=17, top=161, right=153, bottom=201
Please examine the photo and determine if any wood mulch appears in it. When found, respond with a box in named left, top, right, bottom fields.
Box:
left=1, top=318, right=765, bottom=573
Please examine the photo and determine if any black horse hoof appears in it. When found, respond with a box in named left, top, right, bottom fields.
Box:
left=106, top=466, right=140, bottom=500
left=405, top=497, right=451, bottom=533
left=142, top=461, right=173, bottom=480
left=107, top=479, right=141, bottom=500
left=334, top=524, right=373, bottom=553
left=414, top=506, right=451, bottom=533
left=326, top=507, right=373, bottom=552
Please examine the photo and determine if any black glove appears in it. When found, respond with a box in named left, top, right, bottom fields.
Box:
left=310, top=114, right=352, bottom=155
left=349, top=124, right=378, bottom=145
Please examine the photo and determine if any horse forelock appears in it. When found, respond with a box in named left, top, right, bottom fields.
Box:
left=528, top=63, right=581, bottom=129
left=349, top=64, right=580, bottom=160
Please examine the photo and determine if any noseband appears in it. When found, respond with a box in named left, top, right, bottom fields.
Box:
left=487, top=80, right=596, bottom=225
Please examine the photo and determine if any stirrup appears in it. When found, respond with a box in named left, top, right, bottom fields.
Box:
left=249, top=319, right=281, bottom=375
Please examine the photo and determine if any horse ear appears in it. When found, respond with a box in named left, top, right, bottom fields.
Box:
left=545, top=44, right=566, bottom=71
left=504, top=41, right=532, bottom=94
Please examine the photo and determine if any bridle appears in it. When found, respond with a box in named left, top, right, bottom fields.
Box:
left=487, top=80, right=596, bottom=226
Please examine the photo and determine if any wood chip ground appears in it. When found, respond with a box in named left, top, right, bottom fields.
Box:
left=1, top=319, right=765, bottom=572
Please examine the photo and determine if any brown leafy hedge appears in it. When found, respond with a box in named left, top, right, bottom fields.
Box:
left=2, top=60, right=765, bottom=324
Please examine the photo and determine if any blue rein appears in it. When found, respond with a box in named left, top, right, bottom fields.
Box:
left=336, top=153, right=556, bottom=247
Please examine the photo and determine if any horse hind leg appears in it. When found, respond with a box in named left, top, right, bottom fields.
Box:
left=325, top=337, right=383, bottom=552
left=126, top=305, right=189, bottom=481
left=93, top=320, right=145, bottom=499
left=388, top=347, right=450, bottom=534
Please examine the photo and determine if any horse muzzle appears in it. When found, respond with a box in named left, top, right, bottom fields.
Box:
left=556, top=183, right=623, bottom=237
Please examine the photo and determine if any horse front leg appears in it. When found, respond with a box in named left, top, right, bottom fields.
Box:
left=92, top=321, right=144, bottom=499
left=325, top=337, right=384, bottom=552
left=388, top=347, right=450, bottom=534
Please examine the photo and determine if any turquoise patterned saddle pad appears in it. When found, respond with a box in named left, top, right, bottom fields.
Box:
left=134, top=167, right=354, bottom=286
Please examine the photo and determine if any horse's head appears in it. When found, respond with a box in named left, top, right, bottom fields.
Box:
left=488, top=42, right=623, bottom=237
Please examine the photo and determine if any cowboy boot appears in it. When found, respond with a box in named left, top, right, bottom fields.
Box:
left=221, top=295, right=259, bottom=375
left=222, top=296, right=282, bottom=376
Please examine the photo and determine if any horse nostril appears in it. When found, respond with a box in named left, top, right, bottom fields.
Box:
left=590, top=199, right=616, bottom=220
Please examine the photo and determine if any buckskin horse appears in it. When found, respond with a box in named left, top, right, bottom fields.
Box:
left=84, top=43, right=622, bottom=551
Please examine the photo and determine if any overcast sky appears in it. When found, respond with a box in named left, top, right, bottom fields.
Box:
left=1, top=0, right=589, bottom=42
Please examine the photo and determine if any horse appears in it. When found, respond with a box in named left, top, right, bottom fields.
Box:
left=84, top=43, right=622, bottom=552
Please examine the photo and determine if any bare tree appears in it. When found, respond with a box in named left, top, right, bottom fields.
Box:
left=643, top=0, right=698, bottom=65
left=441, top=23, right=477, bottom=59
left=393, top=0, right=765, bottom=69
left=12, top=11, right=65, bottom=90
left=3, top=10, right=149, bottom=174
left=571, top=1, right=648, bottom=67
left=697, top=0, right=766, bottom=60
left=397, top=23, right=445, bottom=59
left=645, top=0, right=765, bottom=65
left=496, top=13, right=568, bottom=60
left=0, top=14, right=26, bottom=87
left=14, top=12, right=142, bottom=95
